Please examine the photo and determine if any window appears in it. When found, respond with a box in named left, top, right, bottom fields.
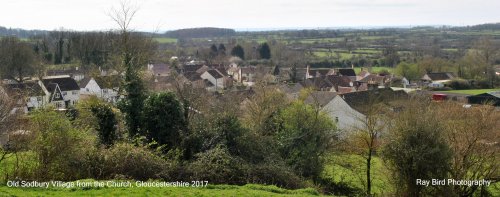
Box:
left=72, top=90, right=79, bottom=95
left=63, top=92, right=67, bottom=96
left=55, top=93, right=61, bottom=99
left=37, top=97, right=42, bottom=102
left=55, top=102, right=63, bottom=109
left=335, top=117, right=339, bottom=123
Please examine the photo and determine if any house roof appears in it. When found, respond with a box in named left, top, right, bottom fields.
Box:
left=3, top=81, right=46, bottom=97
left=79, top=77, right=92, bottom=88
left=305, top=91, right=338, bottom=107
left=309, top=69, right=332, bottom=77
left=183, top=72, right=202, bottom=81
left=324, top=75, right=352, bottom=89
left=182, top=64, right=204, bottom=73
left=42, top=77, right=80, bottom=92
left=358, top=74, right=388, bottom=84
left=423, top=72, right=455, bottom=81
left=337, top=68, right=356, bottom=76
left=341, top=88, right=408, bottom=114
left=207, top=69, right=224, bottom=79
left=94, top=75, right=121, bottom=89
left=151, top=63, right=170, bottom=74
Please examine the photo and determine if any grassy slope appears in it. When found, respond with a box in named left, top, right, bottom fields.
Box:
left=322, top=154, right=394, bottom=196
left=0, top=184, right=321, bottom=197
left=322, top=154, right=500, bottom=196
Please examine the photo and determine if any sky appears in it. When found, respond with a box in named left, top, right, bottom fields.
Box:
left=0, top=0, right=499, bottom=32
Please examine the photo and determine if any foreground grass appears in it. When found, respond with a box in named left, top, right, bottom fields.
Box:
left=0, top=183, right=321, bottom=197
left=442, top=89, right=499, bottom=95
left=322, top=154, right=393, bottom=196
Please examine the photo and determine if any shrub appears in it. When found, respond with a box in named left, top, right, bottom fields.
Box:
left=29, top=109, right=91, bottom=181
left=188, top=146, right=246, bottom=184
left=102, top=143, right=168, bottom=180
left=246, top=161, right=304, bottom=189
left=446, top=79, right=471, bottom=90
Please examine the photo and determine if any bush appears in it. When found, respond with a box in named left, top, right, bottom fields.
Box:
left=446, top=79, right=471, bottom=90
left=101, top=143, right=168, bottom=180
left=29, top=109, right=92, bottom=181
left=246, top=161, right=304, bottom=189
left=188, top=146, right=246, bottom=184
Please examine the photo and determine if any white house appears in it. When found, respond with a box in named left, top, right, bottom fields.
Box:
left=3, top=80, right=50, bottom=112
left=42, top=76, right=80, bottom=109
left=316, top=88, right=407, bottom=136
left=79, top=76, right=120, bottom=103
left=201, top=69, right=227, bottom=90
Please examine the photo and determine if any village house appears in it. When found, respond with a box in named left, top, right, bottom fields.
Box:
left=79, top=76, right=121, bottom=103
left=147, top=63, right=171, bottom=77
left=305, top=65, right=335, bottom=79
left=310, top=88, right=408, bottom=135
left=300, top=75, right=354, bottom=93
left=335, top=68, right=357, bottom=82
left=356, top=74, right=391, bottom=91
left=201, top=69, right=232, bottom=90
left=46, top=67, right=85, bottom=81
left=421, top=72, right=456, bottom=88
left=2, top=80, right=49, bottom=112
left=42, top=76, right=80, bottom=109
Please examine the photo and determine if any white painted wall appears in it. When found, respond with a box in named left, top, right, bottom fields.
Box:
left=201, top=71, right=224, bottom=90
left=322, top=96, right=366, bottom=136
left=81, top=78, right=102, bottom=96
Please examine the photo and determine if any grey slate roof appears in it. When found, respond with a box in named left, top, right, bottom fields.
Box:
left=42, top=77, right=80, bottom=92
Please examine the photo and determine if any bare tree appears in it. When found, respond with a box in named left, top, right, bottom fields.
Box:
left=438, top=102, right=500, bottom=196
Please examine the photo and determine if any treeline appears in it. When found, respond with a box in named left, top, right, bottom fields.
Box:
left=164, top=27, right=236, bottom=38
left=0, top=26, right=48, bottom=38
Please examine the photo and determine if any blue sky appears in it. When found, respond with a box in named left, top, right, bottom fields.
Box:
left=1, top=0, right=499, bottom=32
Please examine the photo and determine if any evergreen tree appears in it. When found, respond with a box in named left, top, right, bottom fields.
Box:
left=143, top=92, right=186, bottom=150
left=218, top=44, right=226, bottom=55
left=230, top=45, right=245, bottom=60
left=90, top=103, right=117, bottom=147
left=258, top=42, right=271, bottom=59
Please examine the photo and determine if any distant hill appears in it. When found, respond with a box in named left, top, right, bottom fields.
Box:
left=0, top=26, right=49, bottom=38
left=164, top=27, right=236, bottom=38
left=469, top=23, right=500, bottom=30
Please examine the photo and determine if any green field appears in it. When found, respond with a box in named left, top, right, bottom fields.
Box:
left=322, top=154, right=393, bottom=196
left=442, top=89, right=499, bottom=95
left=153, top=37, right=177, bottom=44
left=322, top=154, right=500, bottom=196
left=0, top=183, right=320, bottom=197
left=353, top=66, right=393, bottom=74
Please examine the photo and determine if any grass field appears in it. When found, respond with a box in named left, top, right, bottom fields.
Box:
left=0, top=183, right=320, bottom=197
left=353, top=66, right=393, bottom=74
left=442, top=89, right=499, bottom=95
left=153, top=37, right=177, bottom=44
left=322, top=154, right=394, bottom=196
